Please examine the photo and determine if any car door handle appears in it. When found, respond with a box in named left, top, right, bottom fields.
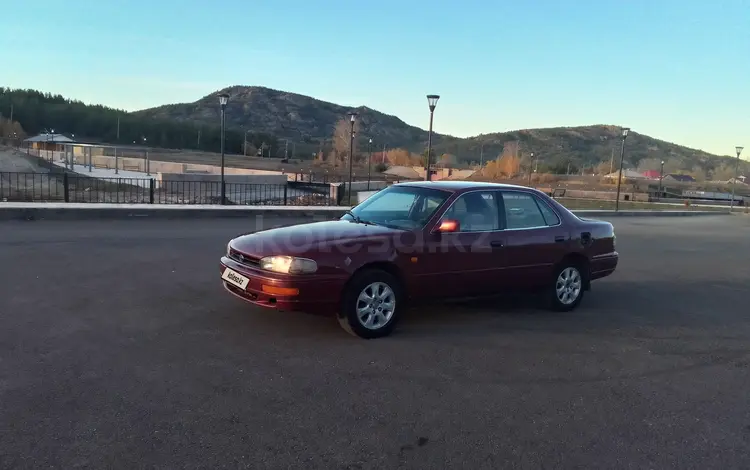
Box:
left=490, top=240, right=504, bottom=248
left=554, top=236, right=566, bottom=243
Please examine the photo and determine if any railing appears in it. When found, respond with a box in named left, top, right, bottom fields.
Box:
left=0, top=172, right=338, bottom=206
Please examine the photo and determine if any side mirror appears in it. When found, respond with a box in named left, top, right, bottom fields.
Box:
left=435, top=218, right=460, bottom=233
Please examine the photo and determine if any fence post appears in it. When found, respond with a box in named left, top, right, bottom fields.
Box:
left=283, top=186, right=288, bottom=205
left=149, top=179, right=155, bottom=204
left=337, top=184, right=345, bottom=205
left=63, top=173, right=69, bottom=203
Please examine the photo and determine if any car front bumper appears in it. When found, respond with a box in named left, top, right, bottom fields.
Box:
left=219, top=256, right=346, bottom=315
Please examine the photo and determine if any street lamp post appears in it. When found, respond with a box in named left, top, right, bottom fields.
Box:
left=731, top=146, right=743, bottom=211
left=219, top=93, right=229, bottom=205
left=528, top=152, right=535, bottom=187
left=367, top=138, right=373, bottom=190
left=424, top=95, right=440, bottom=181
left=48, top=129, right=55, bottom=162
left=347, top=111, right=358, bottom=204
left=614, top=127, right=630, bottom=212
left=658, top=160, right=665, bottom=200
left=143, top=137, right=149, bottom=176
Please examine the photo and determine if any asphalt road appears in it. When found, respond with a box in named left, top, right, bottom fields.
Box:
left=1, top=215, right=750, bottom=469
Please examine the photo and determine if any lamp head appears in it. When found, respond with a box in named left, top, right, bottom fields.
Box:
left=427, top=94, right=440, bottom=112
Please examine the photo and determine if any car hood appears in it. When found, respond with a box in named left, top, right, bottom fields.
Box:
left=230, top=219, right=405, bottom=258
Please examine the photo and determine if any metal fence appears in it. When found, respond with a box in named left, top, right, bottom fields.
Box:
left=0, top=172, right=339, bottom=206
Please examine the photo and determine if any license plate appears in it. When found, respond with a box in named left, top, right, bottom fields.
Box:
left=222, top=267, right=250, bottom=290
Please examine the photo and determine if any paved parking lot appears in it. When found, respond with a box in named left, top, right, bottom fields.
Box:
left=1, top=215, right=749, bottom=469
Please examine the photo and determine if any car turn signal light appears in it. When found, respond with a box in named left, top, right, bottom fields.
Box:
left=261, top=285, right=300, bottom=296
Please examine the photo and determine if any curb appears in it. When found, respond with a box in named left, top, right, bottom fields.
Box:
left=574, top=210, right=729, bottom=217
left=0, top=204, right=349, bottom=221
left=0, top=204, right=729, bottom=221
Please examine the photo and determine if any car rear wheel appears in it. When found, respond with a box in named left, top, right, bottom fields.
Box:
left=338, top=269, right=402, bottom=339
left=548, top=262, right=585, bottom=311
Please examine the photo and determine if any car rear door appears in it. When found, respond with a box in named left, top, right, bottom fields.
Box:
left=499, top=190, right=568, bottom=289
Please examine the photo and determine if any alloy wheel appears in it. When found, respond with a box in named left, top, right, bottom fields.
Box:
left=356, top=282, right=396, bottom=330
left=556, top=267, right=582, bottom=305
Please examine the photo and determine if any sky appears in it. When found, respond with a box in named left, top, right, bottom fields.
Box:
left=1, top=0, right=748, bottom=156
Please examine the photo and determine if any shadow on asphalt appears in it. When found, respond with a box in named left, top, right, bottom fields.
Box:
left=217, top=278, right=750, bottom=342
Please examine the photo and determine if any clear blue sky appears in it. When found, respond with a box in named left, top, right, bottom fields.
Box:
left=2, top=0, right=748, bottom=156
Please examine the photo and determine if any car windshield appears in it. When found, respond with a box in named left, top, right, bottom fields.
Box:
left=342, top=185, right=450, bottom=230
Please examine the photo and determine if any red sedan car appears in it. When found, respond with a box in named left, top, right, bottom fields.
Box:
left=220, top=181, right=618, bottom=339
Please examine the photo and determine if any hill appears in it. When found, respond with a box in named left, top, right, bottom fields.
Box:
left=2, top=85, right=744, bottom=179
left=432, top=125, right=742, bottom=179
left=134, top=85, right=433, bottom=150
left=135, top=86, right=741, bottom=178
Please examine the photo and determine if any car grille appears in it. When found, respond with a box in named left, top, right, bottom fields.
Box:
left=229, top=248, right=260, bottom=267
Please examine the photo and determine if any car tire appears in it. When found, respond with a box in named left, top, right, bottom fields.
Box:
left=548, top=260, right=586, bottom=312
left=338, top=269, right=403, bottom=339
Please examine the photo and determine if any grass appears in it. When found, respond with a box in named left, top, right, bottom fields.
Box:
left=557, top=197, right=730, bottom=211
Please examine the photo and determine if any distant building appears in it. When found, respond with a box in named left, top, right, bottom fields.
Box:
left=24, top=133, right=75, bottom=152
left=641, top=170, right=661, bottom=179
left=663, top=173, right=696, bottom=183
left=604, top=169, right=645, bottom=180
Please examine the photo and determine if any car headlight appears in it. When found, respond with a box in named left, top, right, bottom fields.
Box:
left=226, top=239, right=233, bottom=256
left=260, top=256, right=318, bottom=274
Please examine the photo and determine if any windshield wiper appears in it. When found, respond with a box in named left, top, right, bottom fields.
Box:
left=344, top=210, right=378, bottom=226
left=344, top=210, right=361, bottom=223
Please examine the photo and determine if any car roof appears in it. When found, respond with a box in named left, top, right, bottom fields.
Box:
left=393, top=180, right=534, bottom=193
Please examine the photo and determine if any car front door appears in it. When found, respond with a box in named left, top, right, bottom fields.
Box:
left=499, top=190, right=568, bottom=289
left=413, top=190, right=508, bottom=299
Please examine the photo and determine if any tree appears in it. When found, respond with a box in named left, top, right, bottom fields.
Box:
left=689, top=165, right=706, bottom=182
left=0, top=88, right=278, bottom=155
left=0, top=117, right=26, bottom=140
left=244, top=142, right=258, bottom=157
left=662, top=158, right=683, bottom=174
left=384, top=148, right=419, bottom=166
left=332, top=117, right=361, bottom=167
left=637, top=158, right=663, bottom=172
left=497, top=153, right=521, bottom=177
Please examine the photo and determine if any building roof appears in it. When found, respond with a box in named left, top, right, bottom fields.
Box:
left=24, top=133, right=75, bottom=143
left=604, top=169, right=645, bottom=179
left=642, top=170, right=661, bottom=179
left=664, top=173, right=696, bottom=182
left=383, top=165, right=421, bottom=179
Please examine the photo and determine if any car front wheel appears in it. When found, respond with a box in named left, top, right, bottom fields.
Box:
left=338, top=269, right=402, bottom=339
left=548, top=262, right=585, bottom=311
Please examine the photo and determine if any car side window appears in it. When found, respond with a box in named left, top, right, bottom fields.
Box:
left=444, top=191, right=500, bottom=232
left=502, top=192, right=548, bottom=229
left=534, top=196, right=561, bottom=226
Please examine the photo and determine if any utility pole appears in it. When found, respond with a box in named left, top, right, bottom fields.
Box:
left=116, top=116, right=120, bottom=142
left=528, top=152, right=534, bottom=186
left=197, top=128, right=201, bottom=147
left=284, top=139, right=288, bottom=159
left=480, top=144, right=484, bottom=166
left=367, top=138, right=373, bottom=190
left=9, top=104, right=13, bottom=123
left=609, top=147, right=614, bottom=174
left=382, top=143, right=386, bottom=164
